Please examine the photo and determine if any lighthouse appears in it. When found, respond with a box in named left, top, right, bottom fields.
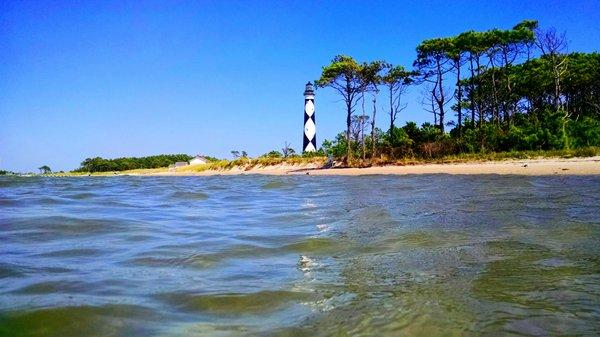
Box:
left=303, top=82, right=316, bottom=152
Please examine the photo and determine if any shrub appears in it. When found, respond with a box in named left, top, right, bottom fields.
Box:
left=261, top=150, right=283, bottom=158
left=568, top=116, right=600, bottom=148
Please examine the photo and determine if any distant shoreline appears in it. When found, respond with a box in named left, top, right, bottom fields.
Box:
left=100, top=156, right=600, bottom=176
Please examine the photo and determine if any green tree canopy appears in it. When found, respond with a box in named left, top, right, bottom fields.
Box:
left=38, top=165, right=51, bottom=174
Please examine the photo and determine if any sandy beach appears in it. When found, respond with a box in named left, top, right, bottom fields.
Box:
left=127, top=156, right=600, bottom=176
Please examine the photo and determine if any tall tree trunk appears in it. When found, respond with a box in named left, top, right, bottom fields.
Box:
left=501, top=48, right=514, bottom=127
left=436, top=57, right=445, bottom=132
left=455, top=58, right=462, bottom=135
left=346, top=101, right=352, bottom=164
left=475, top=55, right=483, bottom=130
left=389, top=85, right=394, bottom=139
left=469, top=55, right=476, bottom=128
left=345, top=78, right=352, bottom=164
left=371, top=96, right=377, bottom=159
left=362, top=123, right=366, bottom=161
left=361, top=93, right=366, bottom=161
left=552, top=56, right=562, bottom=110
left=432, top=94, right=438, bottom=126
left=489, top=55, right=499, bottom=125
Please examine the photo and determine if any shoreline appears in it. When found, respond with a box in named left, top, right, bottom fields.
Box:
left=120, top=156, right=600, bottom=176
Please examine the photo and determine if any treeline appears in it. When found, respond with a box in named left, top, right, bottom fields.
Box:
left=316, top=20, right=600, bottom=162
left=75, top=154, right=193, bottom=172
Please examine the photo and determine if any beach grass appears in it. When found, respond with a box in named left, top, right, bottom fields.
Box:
left=176, top=156, right=328, bottom=173
left=372, top=146, right=600, bottom=166
left=57, top=147, right=600, bottom=176
left=152, top=146, right=600, bottom=172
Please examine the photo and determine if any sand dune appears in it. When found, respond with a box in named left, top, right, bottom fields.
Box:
left=134, top=156, right=600, bottom=176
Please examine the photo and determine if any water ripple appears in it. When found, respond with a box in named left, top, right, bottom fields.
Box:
left=0, top=175, right=599, bottom=336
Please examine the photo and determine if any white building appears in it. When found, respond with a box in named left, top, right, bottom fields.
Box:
left=189, top=155, right=208, bottom=165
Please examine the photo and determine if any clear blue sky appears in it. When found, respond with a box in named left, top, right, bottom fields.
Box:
left=1, top=0, right=599, bottom=172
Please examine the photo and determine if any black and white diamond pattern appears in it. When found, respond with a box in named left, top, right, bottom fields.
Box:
left=303, top=98, right=316, bottom=152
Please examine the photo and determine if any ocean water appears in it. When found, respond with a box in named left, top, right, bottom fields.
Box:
left=0, top=175, right=599, bottom=337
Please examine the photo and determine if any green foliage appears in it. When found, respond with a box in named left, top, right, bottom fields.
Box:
left=385, top=126, right=413, bottom=148
left=457, top=109, right=569, bottom=152
left=317, top=20, right=599, bottom=164
left=75, top=154, right=193, bottom=173
left=382, top=65, right=415, bottom=86
left=316, top=55, right=387, bottom=162
left=315, top=55, right=363, bottom=89
left=568, top=116, right=600, bottom=148
left=321, top=132, right=348, bottom=158
left=281, top=143, right=295, bottom=157
left=324, top=106, right=599, bottom=161
left=301, top=148, right=326, bottom=157
left=260, top=149, right=322, bottom=159
left=201, top=156, right=220, bottom=162
left=261, top=150, right=283, bottom=158
left=230, top=150, right=248, bottom=159
left=38, top=165, right=51, bottom=174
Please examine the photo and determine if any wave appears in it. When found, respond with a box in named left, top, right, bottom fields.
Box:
left=169, top=191, right=209, bottom=200
left=0, top=304, right=159, bottom=337
left=156, top=290, right=313, bottom=314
